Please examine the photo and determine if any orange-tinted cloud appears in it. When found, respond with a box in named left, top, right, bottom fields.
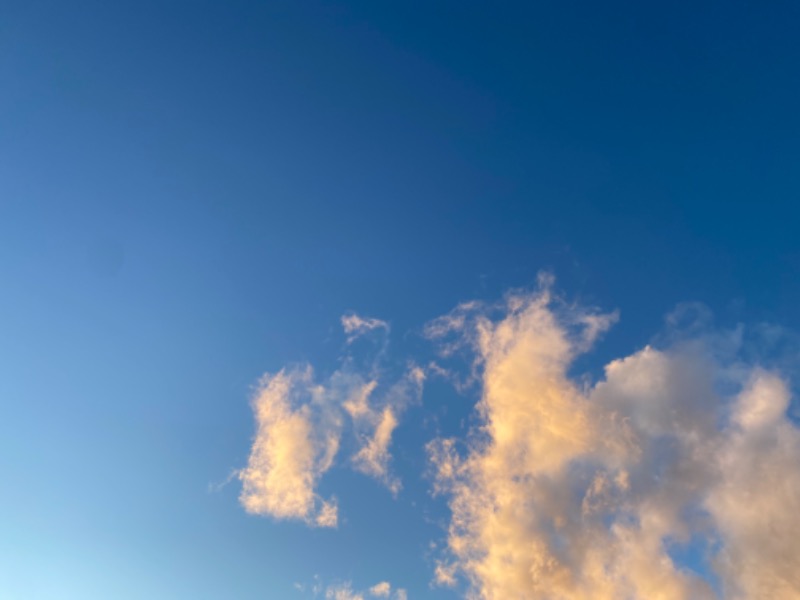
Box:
left=427, top=279, right=800, bottom=599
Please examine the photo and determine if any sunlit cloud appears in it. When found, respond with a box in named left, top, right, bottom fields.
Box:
left=238, top=367, right=342, bottom=527
left=352, top=406, right=400, bottom=492
left=350, top=366, right=425, bottom=494
left=314, top=580, right=406, bottom=600
left=243, top=286, right=800, bottom=599
left=240, top=314, right=423, bottom=524
left=366, top=581, right=407, bottom=599
left=325, top=581, right=364, bottom=600
left=368, top=581, right=390, bottom=596
left=341, top=314, right=390, bottom=343
left=425, top=278, right=800, bottom=599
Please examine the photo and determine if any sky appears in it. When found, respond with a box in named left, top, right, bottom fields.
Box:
left=2, top=1, right=800, bottom=598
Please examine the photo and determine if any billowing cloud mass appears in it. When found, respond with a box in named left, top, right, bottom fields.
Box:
left=241, top=286, right=800, bottom=599
left=352, top=406, right=399, bottom=490
left=426, top=279, right=800, bottom=599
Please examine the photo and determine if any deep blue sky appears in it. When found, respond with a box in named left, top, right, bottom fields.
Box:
left=2, top=2, right=800, bottom=598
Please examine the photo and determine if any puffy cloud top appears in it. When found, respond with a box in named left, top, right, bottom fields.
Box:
left=427, top=283, right=800, bottom=599
left=240, top=283, right=800, bottom=599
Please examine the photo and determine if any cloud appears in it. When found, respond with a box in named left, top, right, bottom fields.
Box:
left=240, top=315, right=424, bottom=524
left=239, top=367, right=342, bottom=527
left=343, top=380, right=379, bottom=420
left=368, top=582, right=391, bottom=597
left=366, top=581, right=408, bottom=599
left=243, top=280, right=800, bottom=598
left=706, top=373, right=800, bottom=598
left=353, top=406, right=400, bottom=492
left=350, top=366, right=425, bottom=493
left=319, top=580, right=406, bottom=600
left=341, top=314, right=390, bottom=343
left=325, top=582, right=364, bottom=600
left=427, top=279, right=800, bottom=599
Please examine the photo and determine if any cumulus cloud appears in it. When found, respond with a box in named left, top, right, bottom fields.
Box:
left=239, top=367, right=343, bottom=527
left=706, top=373, right=800, bottom=598
left=427, top=279, right=800, bottom=599
left=242, top=281, right=800, bottom=598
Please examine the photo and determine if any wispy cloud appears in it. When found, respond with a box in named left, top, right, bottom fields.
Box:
left=350, top=366, right=425, bottom=494
left=311, top=580, right=406, bottom=600
left=426, top=277, right=800, bottom=599
left=324, top=581, right=364, bottom=600
left=341, top=314, right=390, bottom=343
left=367, top=581, right=407, bottom=599
left=240, top=314, right=423, bottom=524
left=352, top=406, right=400, bottom=493
left=368, top=582, right=391, bottom=597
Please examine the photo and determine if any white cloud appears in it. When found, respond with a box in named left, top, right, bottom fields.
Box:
left=239, top=367, right=342, bottom=527
left=706, top=372, right=800, bottom=598
left=319, top=580, right=406, bottom=600
left=243, top=280, right=800, bottom=598
left=240, top=316, right=424, bottom=525
left=353, top=406, right=400, bottom=493
left=341, top=314, right=389, bottom=343
left=349, top=366, right=425, bottom=493
left=368, top=581, right=391, bottom=597
left=325, top=582, right=364, bottom=600
left=343, top=380, right=379, bottom=419
left=433, top=561, right=457, bottom=588
left=427, top=279, right=800, bottom=599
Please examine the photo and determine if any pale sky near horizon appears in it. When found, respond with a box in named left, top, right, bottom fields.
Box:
left=2, top=2, right=800, bottom=599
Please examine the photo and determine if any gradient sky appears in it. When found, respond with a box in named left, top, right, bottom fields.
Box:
left=2, top=2, right=800, bottom=599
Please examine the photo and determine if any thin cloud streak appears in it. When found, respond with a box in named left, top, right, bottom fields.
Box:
left=316, top=580, right=407, bottom=600
left=350, top=366, right=425, bottom=494
left=341, top=314, right=390, bottom=343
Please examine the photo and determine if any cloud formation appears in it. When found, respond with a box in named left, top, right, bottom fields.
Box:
left=324, top=582, right=363, bottom=600
left=341, top=314, right=390, bottom=343
left=368, top=582, right=391, bottom=597
left=240, top=314, right=422, bottom=524
left=350, top=367, right=425, bottom=494
left=426, top=280, right=800, bottom=599
left=239, top=367, right=342, bottom=527
left=318, top=580, right=406, bottom=600
left=241, top=287, right=800, bottom=599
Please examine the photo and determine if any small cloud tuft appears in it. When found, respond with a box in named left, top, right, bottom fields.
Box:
left=341, top=314, right=389, bottom=343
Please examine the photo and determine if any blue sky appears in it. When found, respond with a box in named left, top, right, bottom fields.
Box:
left=2, top=2, right=800, bottom=599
